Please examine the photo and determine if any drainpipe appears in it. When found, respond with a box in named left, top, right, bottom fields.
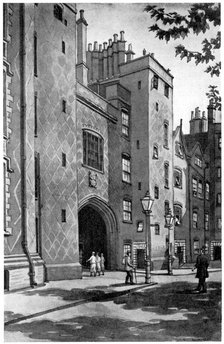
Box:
left=187, top=157, right=192, bottom=262
left=20, top=4, right=37, bottom=288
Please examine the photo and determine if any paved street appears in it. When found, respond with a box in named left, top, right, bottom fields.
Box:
left=4, top=268, right=221, bottom=341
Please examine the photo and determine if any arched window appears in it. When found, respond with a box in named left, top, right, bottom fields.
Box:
left=164, top=122, right=169, bottom=147
left=174, top=168, right=182, bottom=188
left=155, top=223, right=160, bottom=235
left=83, top=130, right=104, bottom=172
left=193, top=210, right=198, bottom=228
left=174, top=204, right=182, bottom=225
left=164, top=201, right=169, bottom=216
left=164, top=162, right=169, bottom=188
left=154, top=185, right=159, bottom=199
left=193, top=239, right=200, bottom=254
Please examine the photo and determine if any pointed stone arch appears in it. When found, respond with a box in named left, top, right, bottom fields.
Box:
left=78, top=196, right=118, bottom=269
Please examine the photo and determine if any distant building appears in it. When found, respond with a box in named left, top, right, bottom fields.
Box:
left=173, top=102, right=221, bottom=263
left=184, top=102, right=221, bottom=261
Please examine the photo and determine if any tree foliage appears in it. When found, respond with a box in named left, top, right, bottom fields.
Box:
left=206, top=85, right=221, bottom=110
left=144, top=3, right=221, bottom=108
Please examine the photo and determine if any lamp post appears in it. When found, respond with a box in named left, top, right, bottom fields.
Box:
left=165, top=208, right=174, bottom=275
left=141, top=191, right=154, bottom=284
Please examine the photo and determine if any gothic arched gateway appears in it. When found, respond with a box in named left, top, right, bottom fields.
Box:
left=78, top=196, right=118, bottom=270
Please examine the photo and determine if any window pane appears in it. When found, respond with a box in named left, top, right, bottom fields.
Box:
left=83, top=131, right=103, bottom=171
left=137, top=221, right=143, bottom=232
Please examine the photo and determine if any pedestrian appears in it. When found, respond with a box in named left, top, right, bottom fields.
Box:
left=100, top=253, right=105, bottom=275
left=86, top=251, right=96, bottom=277
left=123, top=250, right=135, bottom=285
left=95, top=252, right=101, bottom=276
left=193, top=246, right=209, bottom=293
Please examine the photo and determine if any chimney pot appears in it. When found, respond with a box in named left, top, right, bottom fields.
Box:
left=120, top=31, right=125, bottom=41
left=202, top=111, right=206, bottom=118
left=151, top=53, right=154, bottom=58
left=113, top=34, right=118, bottom=42
left=80, top=9, right=84, bottom=18
left=143, top=48, right=146, bottom=56
left=128, top=43, right=132, bottom=51
left=108, top=39, right=112, bottom=46
left=94, top=41, right=98, bottom=51
left=191, top=111, right=194, bottom=119
left=103, top=42, right=108, bottom=50
left=99, top=44, right=102, bottom=52
left=88, top=43, right=92, bottom=51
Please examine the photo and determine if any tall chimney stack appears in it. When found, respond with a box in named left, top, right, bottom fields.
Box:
left=108, top=39, right=113, bottom=78
left=92, top=41, right=99, bottom=81
left=76, top=9, right=88, bottom=85
left=118, top=31, right=126, bottom=65
left=103, top=42, right=108, bottom=79
left=112, top=34, right=119, bottom=75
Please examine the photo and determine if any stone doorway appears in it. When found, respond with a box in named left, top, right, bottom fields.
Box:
left=78, top=205, right=107, bottom=268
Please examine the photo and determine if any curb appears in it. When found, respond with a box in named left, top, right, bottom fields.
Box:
left=5, top=282, right=157, bottom=327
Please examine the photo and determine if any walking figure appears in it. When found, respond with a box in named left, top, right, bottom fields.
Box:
left=100, top=253, right=105, bottom=275
left=193, top=246, right=209, bottom=293
left=124, top=250, right=135, bottom=285
left=95, top=252, right=101, bottom=276
left=86, top=251, right=96, bottom=277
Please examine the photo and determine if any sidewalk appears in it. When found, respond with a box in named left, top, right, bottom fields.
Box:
left=4, top=268, right=221, bottom=326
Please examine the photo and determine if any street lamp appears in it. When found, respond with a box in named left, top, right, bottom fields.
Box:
left=165, top=208, right=174, bottom=275
left=141, top=191, right=154, bottom=284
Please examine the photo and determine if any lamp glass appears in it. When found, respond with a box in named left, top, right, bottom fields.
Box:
left=165, top=209, right=174, bottom=226
left=141, top=192, right=154, bottom=212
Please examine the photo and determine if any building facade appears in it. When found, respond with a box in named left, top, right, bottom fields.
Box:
left=173, top=103, right=222, bottom=263
left=4, top=4, right=220, bottom=291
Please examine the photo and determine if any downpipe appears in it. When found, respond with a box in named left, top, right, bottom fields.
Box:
left=20, top=4, right=37, bottom=288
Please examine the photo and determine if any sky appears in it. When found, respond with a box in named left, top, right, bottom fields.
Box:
left=76, top=2, right=221, bottom=133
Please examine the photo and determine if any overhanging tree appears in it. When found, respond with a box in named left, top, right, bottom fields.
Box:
left=145, top=3, right=221, bottom=110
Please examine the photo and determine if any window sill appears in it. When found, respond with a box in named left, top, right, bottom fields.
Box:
left=175, top=153, right=184, bottom=159
left=174, top=185, right=182, bottom=189
left=164, top=186, right=169, bottom=189
left=163, top=145, right=169, bottom=150
left=121, top=134, right=130, bottom=141
left=4, top=230, right=12, bottom=236
left=152, top=156, right=158, bottom=160
left=82, top=163, right=104, bottom=175
left=123, top=220, right=133, bottom=224
left=122, top=180, right=132, bottom=186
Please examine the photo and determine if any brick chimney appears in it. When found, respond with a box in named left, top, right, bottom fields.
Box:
left=98, top=44, right=103, bottom=80
left=117, top=31, right=126, bottom=66
left=201, top=111, right=208, bottom=132
left=103, top=42, right=108, bottom=79
left=112, top=34, right=119, bottom=75
left=76, top=10, right=88, bottom=85
left=108, top=39, right=113, bottom=78
left=92, top=41, right=99, bottom=81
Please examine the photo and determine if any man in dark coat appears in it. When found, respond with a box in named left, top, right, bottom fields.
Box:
left=124, top=250, right=135, bottom=285
left=194, top=246, right=209, bottom=293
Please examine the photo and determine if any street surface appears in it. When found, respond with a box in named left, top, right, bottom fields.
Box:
left=5, top=269, right=221, bottom=341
